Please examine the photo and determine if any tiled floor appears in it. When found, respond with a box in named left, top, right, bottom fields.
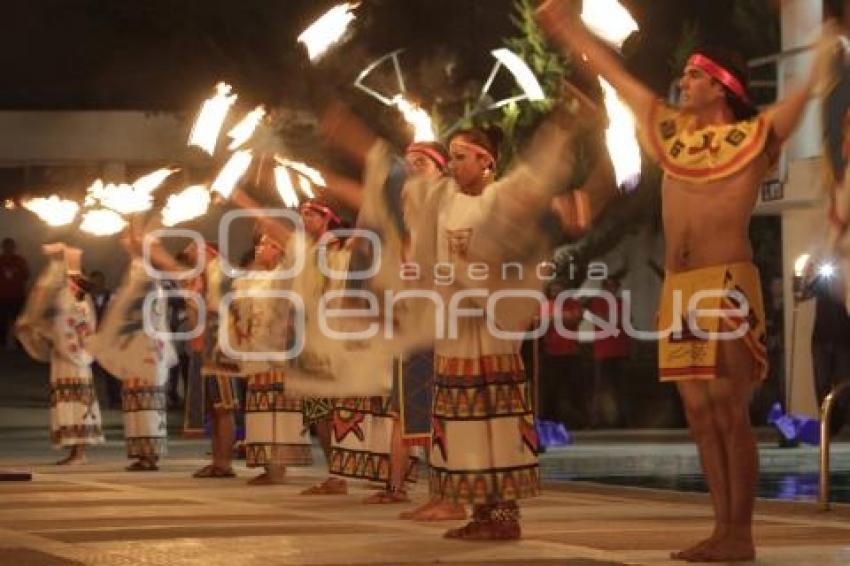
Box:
left=1, top=457, right=849, bottom=565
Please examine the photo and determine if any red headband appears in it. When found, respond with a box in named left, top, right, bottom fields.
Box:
left=687, top=54, right=751, bottom=106
left=449, top=139, right=496, bottom=167
left=302, top=201, right=341, bottom=225
left=406, top=143, right=448, bottom=171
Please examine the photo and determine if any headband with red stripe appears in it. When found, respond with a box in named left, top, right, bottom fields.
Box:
left=301, top=201, right=341, bottom=225
left=406, top=143, right=448, bottom=171
left=449, top=139, right=496, bottom=167
left=687, top=54, right=751, bottom=106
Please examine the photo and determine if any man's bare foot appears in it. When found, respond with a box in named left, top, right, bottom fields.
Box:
left=414, top=501, right=467, bottom=522
left=400, top=499, right=439, bottom=520
left=56, top=453, right=87, bottom=466
left=670, top=536, right=717, bottom=561
left=247, top=472, right=286, bottom=486
left=300, top=477, right=348, bottom=495
left=694, top=536, right=755, bottom=563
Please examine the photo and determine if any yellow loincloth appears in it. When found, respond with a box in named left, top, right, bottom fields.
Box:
left=658, top=262, right=767, bottom=382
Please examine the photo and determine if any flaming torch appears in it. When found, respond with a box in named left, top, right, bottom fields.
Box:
left=227, top=106, right=266, bottom=150
left=84, top=180, right=152, bottom=215
left=581, top=0, right=638, bottom=49
left=132, top=168, right=177, bottom=193
left=79, top=209, right=128, bottom=236
left=391, top=95, right=436, bottom=142
left=298, top=2, right=358, bottom=62
left=161, top=185, right=211, bottom=227
left=274, top=167, right=300, bottom=208
left=23, top=196, right=80, bottom=227
left=188, top=82, right=238, bottom=155
left=600, top=79, right=641, bottom=191
left=211, top=150, right=253, bottom=199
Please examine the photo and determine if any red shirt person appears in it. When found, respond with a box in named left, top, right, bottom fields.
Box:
left=538, top=282, right=587, bottom=428
left=587, top=277, right=631, bottom=428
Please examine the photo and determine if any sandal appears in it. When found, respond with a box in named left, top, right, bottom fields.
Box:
left=192, top=465, right=236, bottom=478
left=362, top=488, right=410, bottom=504
left=126, top=460, right=159, bottom=472
left=300, top=477, right=348, bottom=495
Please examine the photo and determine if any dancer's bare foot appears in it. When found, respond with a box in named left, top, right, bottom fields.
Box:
left=670, top=537, right=715, bottom=561
left=300, top=477, right=348, bottom=495
left=400, top=499, right=439, bottom=520
left=694, top=536, right=755, bottom=563
left=247, top=472, right=286, bottom=485
left=56, top=453, right=87, bottom=466
left=415, top=501, right=467, bottom=522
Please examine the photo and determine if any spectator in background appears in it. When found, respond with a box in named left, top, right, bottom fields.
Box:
left=588, top=276, right=632, bottom=428
left=798, top=258, right=850, bottom=436
left=88, top=270, right=121, bottom=408
left=0, top=237, right=29, bottom=350
left=539, top=281, right=586, bottom=429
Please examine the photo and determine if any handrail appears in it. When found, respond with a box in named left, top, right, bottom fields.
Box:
left=818, top=380, right=850, bottom=510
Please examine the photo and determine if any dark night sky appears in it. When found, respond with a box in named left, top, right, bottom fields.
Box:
left=0, top=0, right=780, bottom=111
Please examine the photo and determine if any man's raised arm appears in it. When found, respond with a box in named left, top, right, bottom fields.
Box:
left=536, top=0, right=655, bottom=125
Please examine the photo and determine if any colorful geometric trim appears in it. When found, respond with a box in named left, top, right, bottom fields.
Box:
left=429, top=464, right=539, bottom=505
left=329, top=447, right=418, bottom=483
left=246, top=444, right=313, bottom=468
left=645, top=99, right=771, bottom=183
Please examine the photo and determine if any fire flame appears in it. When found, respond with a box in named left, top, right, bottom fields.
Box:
left=297, top=175, right=316, bottom=199
left=298, top=2, right=358, bottom=62
left=79, top=208, right=127, bottom=236
left=581, top=0, right=638, bottom=49
left=23, top=196, right=80, bottom=227
left=132, top=168, right=178, bottom=193
left=274, top=166, right=300, bottom=208
left=391, top=95, right=436, bottom=142
left=227, top=105, right=266, bottom=150
left=275, top=157, right=327, bottom=187
left=600, top=79, right=641, bottom=191
left=84, top=179, right=153, bottom=215
left=188, top=82, right=238, bottom=155
left=211, top=150, right=253, bottom=198
left=161, top=185, right=211, bottom=227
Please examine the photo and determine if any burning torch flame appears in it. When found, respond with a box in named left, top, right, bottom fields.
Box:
left=132, top=168, right=177, bottom=193
left=298, top=2, right=358, bottom=62
left=297, top=175, right=316, bottom=199
left=391, top=95, right=436, bottom=142
left=79, top=209, right=127, bottom=236
left=211, top=150, right=253, bottom=199
left=23, top=196, right=80, bottom=227
left=227, top=105, right=266, bottom=150
left=274, top=167, right=300, bottom=208
left=188, top=82, right=238, bottom=155
left=491, top=49, right=546, bottom=102
left=85, top=179, right=153, bottom=215
left=274, top=157, right=327, bottom=187
left=161, top=185, right=211, bottom=227
left=581, top=0, right=638, bottom=49
left=600, top=79, right=641, bottom=191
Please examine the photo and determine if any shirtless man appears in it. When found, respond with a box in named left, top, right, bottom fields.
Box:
left=538, top=1, right=813, bottom=561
